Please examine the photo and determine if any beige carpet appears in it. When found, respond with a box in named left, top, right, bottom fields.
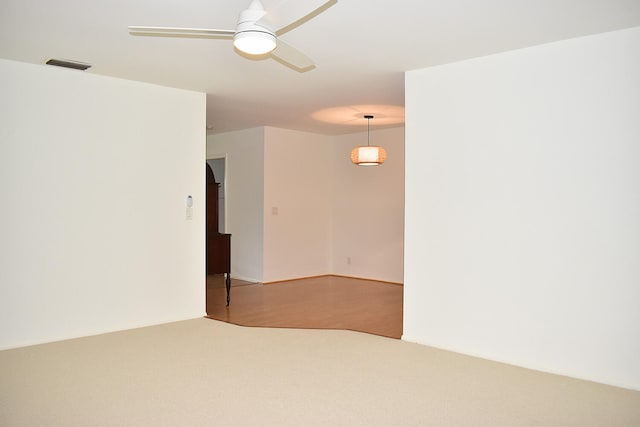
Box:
left=1, top=318, right=639, bottom=426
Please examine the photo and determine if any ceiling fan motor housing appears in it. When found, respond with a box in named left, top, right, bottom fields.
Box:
left=233, top=0, right=276, bottom=55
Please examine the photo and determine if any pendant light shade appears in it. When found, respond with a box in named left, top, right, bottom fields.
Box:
left=351, top=115, right=386, bottom=166
left=350, top=146, right=387, bottom=166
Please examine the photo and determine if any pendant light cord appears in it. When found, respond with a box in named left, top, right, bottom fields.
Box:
left=365, top=114, right=374, bottom=146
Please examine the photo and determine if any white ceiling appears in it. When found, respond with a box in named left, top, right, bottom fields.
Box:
left=1, top=0, right=639, bottom=135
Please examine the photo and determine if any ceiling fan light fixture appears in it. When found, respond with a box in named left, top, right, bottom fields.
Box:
left=233, top=31, right=276, bottom=55
left=351, top=115, right=387, bottom=166
left=128, top=0, right=335, bottom=69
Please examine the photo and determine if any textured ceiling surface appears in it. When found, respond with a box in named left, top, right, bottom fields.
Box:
left=1, top=0, right=639, bottom=135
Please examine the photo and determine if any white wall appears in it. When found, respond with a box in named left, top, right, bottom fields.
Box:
left=263, top=127, right=331, bottom=282
left=207, top=127, right=264, bottom=282
left=0, top=59, right=206, bottom=349
left=330, top=127, right=405, bottom=283
left=404, top=27, right=640, bottom=390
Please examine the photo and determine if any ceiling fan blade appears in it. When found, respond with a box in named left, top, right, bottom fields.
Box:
left=256, top=0, right=336, bottom=34
left=128, top=26, right=235, bottom=38
left=271, top=38, right=315, bottom=71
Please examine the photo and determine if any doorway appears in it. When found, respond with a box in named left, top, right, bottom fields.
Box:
left=206, top=157, right=226, bottom=233
left=206, top=156, right=231, bottom=308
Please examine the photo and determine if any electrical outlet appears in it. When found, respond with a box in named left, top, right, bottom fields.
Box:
left=347, top=256, right=351, bottom=265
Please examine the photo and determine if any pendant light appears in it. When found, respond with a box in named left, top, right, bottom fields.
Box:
left=350, top=115, right=387, bottom=166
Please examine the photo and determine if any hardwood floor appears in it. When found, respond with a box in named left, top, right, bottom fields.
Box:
left=206, top=275, right=403, bottom=339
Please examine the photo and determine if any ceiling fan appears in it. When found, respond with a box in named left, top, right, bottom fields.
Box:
left=128, top=0, right=335, bottom=71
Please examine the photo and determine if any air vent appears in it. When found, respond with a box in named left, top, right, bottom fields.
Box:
left=45, top=58, right=92, bottom=71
